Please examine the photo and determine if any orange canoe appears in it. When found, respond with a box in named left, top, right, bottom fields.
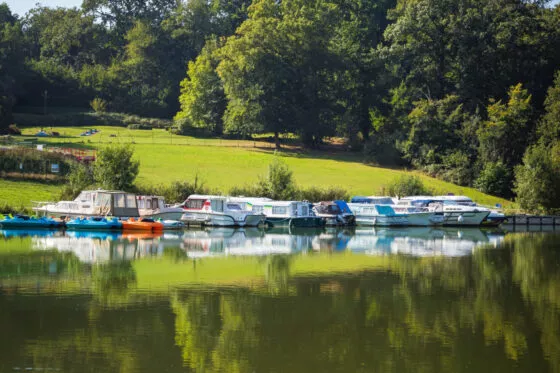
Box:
left=122, top=218, right=164, bottom=231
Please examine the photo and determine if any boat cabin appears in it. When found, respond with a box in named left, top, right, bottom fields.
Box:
left=137, top=195, right=165, bottom=210
left=249, top=200, right=313, bottom=218
left=183, top=195, right=246, bottom=213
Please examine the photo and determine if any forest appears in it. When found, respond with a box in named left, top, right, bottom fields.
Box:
left=0, top=0, right=559, bottom=210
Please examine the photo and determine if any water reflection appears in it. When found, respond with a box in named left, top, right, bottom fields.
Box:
left=1, top=227, right=509, bottom=262
left=0, top=229, right=559, bottom=373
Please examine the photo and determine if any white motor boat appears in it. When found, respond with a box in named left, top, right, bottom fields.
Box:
left=397, top=196, right=491, bottom=226
left=230, top=197, right=325, bottom=228
left=33, top=190, right=140, bottom=218
left=348, top=196, right=443, bottom=226
left=136, top=195, right=183, bottom=220
left=179, top=195, right=265, bottom=227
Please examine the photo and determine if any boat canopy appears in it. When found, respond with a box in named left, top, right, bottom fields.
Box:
left=350, top=196, right=394, bottom=205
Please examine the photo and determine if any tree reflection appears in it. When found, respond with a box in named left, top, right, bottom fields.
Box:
left=169, top=234, right=560, bottom=373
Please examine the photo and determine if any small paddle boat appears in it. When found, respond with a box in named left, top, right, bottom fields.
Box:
left=66, top=217, right=123, bottom=230
left=0, top=214, right=65, bottom=229
left=122, top=217, right=164, bottom=231
left=159, top=219, right=185, bottom=230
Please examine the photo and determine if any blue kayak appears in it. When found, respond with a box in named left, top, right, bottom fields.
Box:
left=66, top=217, right=123, bottom=230
left=0, top=215, right=65, bottom=229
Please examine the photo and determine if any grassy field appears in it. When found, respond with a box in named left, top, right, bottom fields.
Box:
left=6, top=126, right=510, bottom=207
left=0, top=179, right=60, bottom=206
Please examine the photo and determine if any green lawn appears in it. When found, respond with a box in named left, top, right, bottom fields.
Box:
left=7, top=126, right=510, bottom=207
left=0, top=179, right=60, bottom=206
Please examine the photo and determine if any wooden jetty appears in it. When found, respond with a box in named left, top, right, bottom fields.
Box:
left=504, top=215, right=560, bottom=226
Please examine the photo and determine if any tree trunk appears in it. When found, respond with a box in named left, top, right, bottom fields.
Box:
left=274, top=131, right=281, bottom=150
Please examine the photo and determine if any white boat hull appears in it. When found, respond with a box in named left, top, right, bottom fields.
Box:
left=442, top=211, right=490, bottom=226
left=181, top=211, right=264, bottom=227
left=354, top=212, right=441, bottom=227
left=141, top=211, right=183, bottom=220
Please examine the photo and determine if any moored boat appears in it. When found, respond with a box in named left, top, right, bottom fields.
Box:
left=33, top=190, right=140, bottom=218
left=231, top=198, right=325, bottom=228
left=397, top=196, right=491, bottom=226
left=122, top=217, right=164, bottom=231
left=137, top=195, right=183, bottom=220
left=0, top=215, right=65, bottom=229
left=66, top=217, right=123, bottom=230
left=348, top=196, right=442, bottom=226
left=179, top=195, right=265, bottom=227
left=313, top=200, right=355, bottom=226
left=159, top=219, right=185, bottom=230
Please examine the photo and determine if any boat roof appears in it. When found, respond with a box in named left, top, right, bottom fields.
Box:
left=137, top=195, right=165, bottom=199
left=79, top=189, right=128, bottom=194
left=187, top=194, right=228, bottom=200
left=399, top=195, right=473, bottom=201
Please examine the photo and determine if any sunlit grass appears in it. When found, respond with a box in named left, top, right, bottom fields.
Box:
left=7, top=125, right=511, bottom=207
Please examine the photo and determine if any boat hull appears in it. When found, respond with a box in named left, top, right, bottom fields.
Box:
left=354, top=212, right=438, bottom=227
left=266, top=216, right=325, bottom=228
left=442, top=211, right=490, bottom=226
left=141, top=211, right=183, bottom=220
left=181, top=211, right=264, bottom=227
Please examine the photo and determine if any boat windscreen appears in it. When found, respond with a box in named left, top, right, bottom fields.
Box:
left=315, top=204, right=342, bottom=215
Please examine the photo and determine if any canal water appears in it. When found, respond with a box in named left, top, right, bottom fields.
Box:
left=0, top=227, right=559, bottom=373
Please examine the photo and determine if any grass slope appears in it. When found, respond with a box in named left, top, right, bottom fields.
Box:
left=9, top=126, right=509, bottom=207
left=0, top=179, right=60, bottom=206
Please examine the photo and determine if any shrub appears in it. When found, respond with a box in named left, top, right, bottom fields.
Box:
left=13, top=112, right=172, bottom=129
left=0, top=148, right=72, bottom=176
left=7, top=124, right=21, bottom=135
left=385, top=174, right=431, bottom=198
left=127, top=123, right=152, bottom=130
left=440, top=151, right=474, bottom=186
left=259, top=157, right=299, bottom=200
left=474, top=162, right=512, bottom=198
left=298, top=186, right=350, bottom=202
left=137, top=177, right=213, bottom=204
left=90, top=98, right=108, bottom=113
left=0, top=202, right=31, bottom=215
left=59, top=162, right=95, bottom=200
left=93, top=144, right=139, bottom=191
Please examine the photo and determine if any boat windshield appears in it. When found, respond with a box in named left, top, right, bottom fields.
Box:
left=315, top=204, right=342, bottom=215
left=227, top=203, right=243, bottom=211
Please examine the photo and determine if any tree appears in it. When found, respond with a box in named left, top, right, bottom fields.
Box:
left=474, top=162, right=512, bottom=198
left=93, top=144, right=139, bottom=191
left=217, top=0, right=342, bottom=148
left=0, top=5, right=23, bottom=132
left=175, top=39, right=226, bottom=135
left=537, top=70, right=560, bottom=146
left=400, top=95, right=467, bottom=167
left=514, top=142, right=560, bottom=213
left=477, top=84, right=533, bottom=169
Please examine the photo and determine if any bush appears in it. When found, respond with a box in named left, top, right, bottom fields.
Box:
left=127, top=123, right=152, bottom=130
left=0, top=148, right=72, bottom=176
left=440, top=151, right=475, bottom=186
left=298, top=186, right=350, bottom=202
left=59, top=163, right=95, bottom=200
left=90, top=98, right=108, bottom=113
left=7, top=124, right=21, bottom=135
left=93, top=144, right=139, bottom=191
left=385, top=174, right=431, bottom=197
left=474, top=162, right=512, bottom=198
left=13, top=112, right=172, bottom=129
left=0, top=202, right=32, bottom=215
left=137, top=177, right=213, bottom=204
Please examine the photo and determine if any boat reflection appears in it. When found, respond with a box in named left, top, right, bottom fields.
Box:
left=0, top=227, right=508, bottom=263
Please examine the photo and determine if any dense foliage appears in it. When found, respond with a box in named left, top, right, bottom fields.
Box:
left=0, top=0, right=559, bottom=208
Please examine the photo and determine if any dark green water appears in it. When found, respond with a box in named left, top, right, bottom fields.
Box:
left=0, top=227, right=559, bottom=373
